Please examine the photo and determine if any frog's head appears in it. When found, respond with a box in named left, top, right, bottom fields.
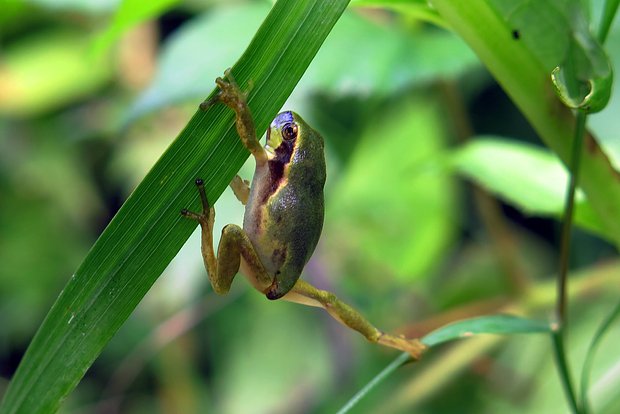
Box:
left=265, top=111, right=297, bottom=156
left=266, top=111, right=324, bottom=160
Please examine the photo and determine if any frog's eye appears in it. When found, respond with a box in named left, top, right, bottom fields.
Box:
left=281, top=123, right=298, bottom=141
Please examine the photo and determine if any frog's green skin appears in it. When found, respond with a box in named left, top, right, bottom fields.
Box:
left=244, top=111, right=325, bottom=299
left=181, top=69, right=426, bottom=359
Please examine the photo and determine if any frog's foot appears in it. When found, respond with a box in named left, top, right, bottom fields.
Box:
left=377, top=333, right=427, bottom=360
left=181, top=178, right=215, bottom=230
left=199, top=68, right=248, bottom=112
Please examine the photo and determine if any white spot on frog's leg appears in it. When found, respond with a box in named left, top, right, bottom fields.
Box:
left=461, top=331, right=474, bottom=338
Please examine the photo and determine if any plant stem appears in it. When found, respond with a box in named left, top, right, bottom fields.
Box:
left=556, top=110, right=587, bottom=325
left=597, top=0, right=620, bottom=43
left=552, top=328, right=580, bottom=414
left=552, top=110, right=587, bottom=414
left=580, top=299, right=620, bottom=414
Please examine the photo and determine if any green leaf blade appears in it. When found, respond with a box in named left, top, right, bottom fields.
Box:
left=0, top=1, right=350, bottom=413
left=550, top=3, right=613, bottom=113
left=422, top=315, right=550, bottom=347
left=580, top=300, right=620, bottom=412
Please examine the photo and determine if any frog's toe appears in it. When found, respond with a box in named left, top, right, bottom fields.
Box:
left=194, top=178, right=211, bottom=210
left=181, top=177, right=215, bottom=224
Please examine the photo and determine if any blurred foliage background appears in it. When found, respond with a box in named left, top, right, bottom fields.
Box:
left=1, top=0, right=620, bottom=413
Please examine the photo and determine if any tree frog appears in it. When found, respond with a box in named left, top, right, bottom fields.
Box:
left=181, top=69, right=425, bottom=358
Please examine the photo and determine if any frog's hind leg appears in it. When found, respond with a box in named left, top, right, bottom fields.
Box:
left=285, top=280, right=426, bottom=359
left=182, top=178, right=272, bottom=294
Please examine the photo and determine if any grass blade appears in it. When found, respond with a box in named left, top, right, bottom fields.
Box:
left=580, top=300, right=620, bottom=413
left=336, top=314, right=550, bottom=413
left=0, top=0, right=350, bottom=412
left=421, top=314, right=550, bottom=347
left=336, top=352, right=410, bottom=414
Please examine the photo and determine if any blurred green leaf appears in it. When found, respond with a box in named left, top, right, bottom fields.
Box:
left=215, top=298, right=330, bottom=413
left=486, top=0, right=613, bottom=112
left=0, top=0, right=350, bottom=412
left=326, top=98, right=455, bottom=281
left=549, top=3, right=613, bottom=112
left=351, top=0, right=446, bottom=28
left=23, top=0, right=119, bottom=13
left=580, top=299, right=620, bottom=412
left=128, top=6, right=477, bottom=120
left=92, top=0, right=181, bottom=55
left=0, top=31, right=112, bottom=117
left=597, top=0, right=620, bottom=43
left=428, top=0, right=620, bottom=248
left=422, top=314, right=550, bottom=347
left=452, top=138, right=609, bottom=238
left=0, top=133, right=100, bottom=340
left=303, top=11, right=476, bottom=95
left=589, top=29, right=620, bottom=169
left=127, top=3, right=269, bottom=121
left=0, top=1, right=28, bottom=29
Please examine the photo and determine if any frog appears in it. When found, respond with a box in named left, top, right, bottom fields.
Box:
left=181, top=69, right=425, bottom=359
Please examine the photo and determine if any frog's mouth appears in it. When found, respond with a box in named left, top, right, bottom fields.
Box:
left=265, top=127, right=278, bottom=156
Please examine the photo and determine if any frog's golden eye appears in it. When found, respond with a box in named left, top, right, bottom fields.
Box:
left=281, top=123, right=298, bottom=141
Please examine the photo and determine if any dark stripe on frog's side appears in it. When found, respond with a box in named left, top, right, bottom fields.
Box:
left=261, top=129, right=296, bottom=203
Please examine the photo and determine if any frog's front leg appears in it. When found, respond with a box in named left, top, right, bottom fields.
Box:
left=181, top=178, right=272, bottom=294
left=285, top=280, right=427, bottom=359
left=200, top=69, right=267, bottom=166
left=230, top=175, right=250, bottom=205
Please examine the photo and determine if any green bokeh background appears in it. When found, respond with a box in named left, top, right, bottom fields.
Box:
left=2, top=0, right=620, bottom=412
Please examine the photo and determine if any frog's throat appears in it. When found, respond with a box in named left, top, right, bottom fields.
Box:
left=265, top=127, right=280, bottom=157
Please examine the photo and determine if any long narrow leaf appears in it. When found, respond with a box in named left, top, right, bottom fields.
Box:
left=337, top=314, right=550, bottom=413
left=0, top=1, right=350, bottom=412
left=422, top=315, right=550, bottom=347
left=580, top=300, right=620, bottom=413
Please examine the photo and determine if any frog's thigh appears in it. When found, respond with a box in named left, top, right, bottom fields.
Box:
left=217, top=224, right=272, bottom=292
left=229, top=175, right=250, bottom=205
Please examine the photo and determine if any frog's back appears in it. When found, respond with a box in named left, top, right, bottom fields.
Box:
left=243, top=111, right=325, bottom=299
